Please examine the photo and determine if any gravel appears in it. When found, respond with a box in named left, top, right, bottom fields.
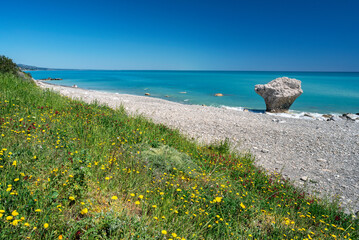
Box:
left=37, top=81, right=359, bottom=214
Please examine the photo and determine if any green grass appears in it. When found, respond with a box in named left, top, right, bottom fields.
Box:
left=0, top=73, right=357, bottom=239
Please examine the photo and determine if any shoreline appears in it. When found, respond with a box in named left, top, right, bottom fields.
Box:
left=35, top=80, right=359, bottom=214
left=36, top=80, right=359, bottom=122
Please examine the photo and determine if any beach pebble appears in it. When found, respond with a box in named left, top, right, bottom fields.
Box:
left=304, top=113, right=315, bottom=118
left=300, top=176, right=308, bottom=182
left=345, top=114, right=359, bottom=121
left=330, top=115, right=342, bottom=121
left=322, top=114, right=333, bottom=119
left=317, top=158, right=327, bottom=163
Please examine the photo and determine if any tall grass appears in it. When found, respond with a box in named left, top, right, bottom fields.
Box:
left=0, top=73, right=357, bottom=239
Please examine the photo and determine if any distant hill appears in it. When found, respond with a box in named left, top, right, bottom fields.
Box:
left=17, top=64, right=55, bottom=71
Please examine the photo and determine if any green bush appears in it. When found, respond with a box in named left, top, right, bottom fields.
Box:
left=141, top=144, right=199, bottom=175
left=0, top=55, right=19, bottom=74
left=208, top=138, right=231, bottom=154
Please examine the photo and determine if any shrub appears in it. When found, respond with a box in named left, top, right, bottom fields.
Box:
left=141, top=145, right=198, bottom=175
left=208, top=138, right=231, bottom=154
left=0, top=55, right=19, bottom=74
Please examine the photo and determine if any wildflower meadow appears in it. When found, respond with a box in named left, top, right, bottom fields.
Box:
left=0, top=73, right=358, bottom=239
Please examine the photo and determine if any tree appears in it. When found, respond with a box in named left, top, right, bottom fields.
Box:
left=0, top=55, right=19, bottom=74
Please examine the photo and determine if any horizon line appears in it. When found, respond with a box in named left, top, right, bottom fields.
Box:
left=25, top=68, right=359, bottom=73
left=19, top=62, right=359, bottom=73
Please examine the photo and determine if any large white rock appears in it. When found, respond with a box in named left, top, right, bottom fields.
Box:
left=255, top=77, right=303, bottom=113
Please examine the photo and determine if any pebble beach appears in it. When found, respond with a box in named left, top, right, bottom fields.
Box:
left=36, top=81, right=359, bottom=214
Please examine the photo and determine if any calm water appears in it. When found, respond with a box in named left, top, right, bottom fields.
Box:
left=29, top=70, right=359, bottom=114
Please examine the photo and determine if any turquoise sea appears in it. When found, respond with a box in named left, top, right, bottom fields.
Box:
left=29, top=70, right=359, bottom=115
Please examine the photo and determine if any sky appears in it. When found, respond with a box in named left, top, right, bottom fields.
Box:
left=1, top=0, right=359, bottom=71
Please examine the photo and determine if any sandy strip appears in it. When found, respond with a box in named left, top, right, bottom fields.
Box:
left=36, top=81, right=359, bottom=214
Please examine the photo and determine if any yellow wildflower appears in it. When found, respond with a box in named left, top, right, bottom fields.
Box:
left=161, top=230, right=167, bottom=235
left=80, top=208, right=88, bottom=214
left=12, top=210, right=19, bottom=216
left=240, top=203, right=246, bottom=209
left=44, top=223, right=49, bottom=228
left=135, top=201, right=140, bottom=205
left=11, top=220, right=19, bottom=226
left=35, top=209, right=41, bottom=212
left=215, top=197, right=222, bottom=203
left=111, top=196, right=118, bottom=200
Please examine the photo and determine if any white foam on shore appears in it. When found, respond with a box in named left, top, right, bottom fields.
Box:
left=222, top=106, right=343, bottom=121
left=266, top=111, right=327, bottom=121
left=223, top=106, right=246, bottom=112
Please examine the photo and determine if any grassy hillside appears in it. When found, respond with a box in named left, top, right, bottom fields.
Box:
left=0, top=73, right=357, bottom=239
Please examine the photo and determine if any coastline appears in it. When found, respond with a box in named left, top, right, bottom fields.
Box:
left=35, top=79, right=359, bottom=122
left=35, top=80, right=359, bottom=214
left=28, top=70, right=359, bottom=116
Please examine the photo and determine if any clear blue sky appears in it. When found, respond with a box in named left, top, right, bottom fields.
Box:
left=1, top=0, right=358, bottom=71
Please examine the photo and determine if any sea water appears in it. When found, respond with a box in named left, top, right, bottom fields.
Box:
left=29, top=70, right=359, bottom=115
